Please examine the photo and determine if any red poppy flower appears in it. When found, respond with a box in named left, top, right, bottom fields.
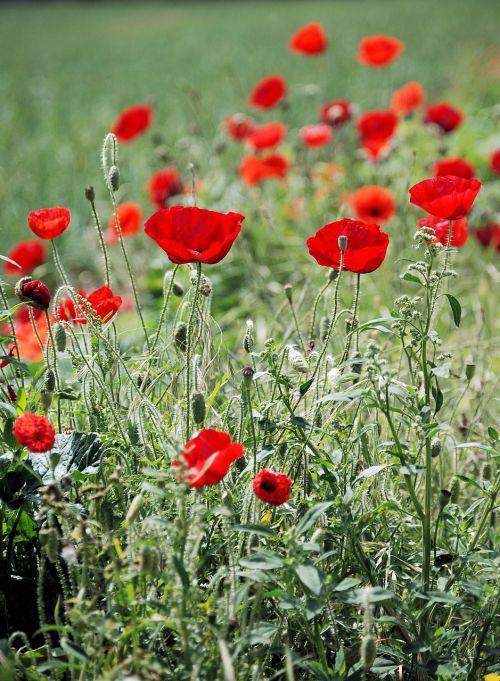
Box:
left=172, top=428, right=243, bottom=488
left=320, top=99, right=351, bottom=128
left=145, top=206, right=244, bottom=265
left=433, top=157, right=475, bottom=179
left=112, top=104, right=153, bottom=142
left=56, top=288, right=87, bottom=324
left=147, top=168, right=184, bottom=209
left=390, top=81, right=424, bottom=116
left=357, top=110, right=398, bottom=161
left=12, top=412, right=55, bottom=453
left=424, top=102, right=463, bottom=134
left=16, top=278, right=51, bottom=310
left=248, top=75, right=287, bottom=110
left=4, top=240, right=46, bottom=276
left=489, top=149, right=500, bottom=175
left=418, top=215, right=468, bottom=247
left=300, top=124, right=332, bottom=148
left=224, top=114, right=255, bottom=141
left=357, top=35, right=404, bottom=67
left=307, top=218, right=389, bottom=274
left=351, top=185, right=396, bottom=223
left=57, top=286, right=121, bottom=324
left=11, top=313, right=49, bottom=362
left=239, top=154, right=289, bottom=186
left=27, top=207, right=71, bottom=240
left=107, top=202, right=143, bottom=244
left=289, top=22, right=328, bottom=56
left=0, top=347, right=15, bottom=369
left=253, top=469, right=292, bottom=505
left=475, top=224, right=500, bottom=251
left=246, top=122, right=287, bottom=151
left=409, top=176, right=481, bottom=220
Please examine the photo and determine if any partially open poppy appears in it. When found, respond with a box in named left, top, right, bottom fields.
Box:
left=409, top=176, right=481, bottom=220
left=112, top=104, right=153, bottom=142
left=320, top=99, right=352, bottom=128
left=300, top=124, right=332, bottom=148
left=357, top=35, right=404, bottom=67
left=351, top=185, right=396, bottom=223
left=433, top=157, right=475, bottom=179
left=289, top=22, right=328, bottom=56
left=4, top=240, right=46, bottom=276
left=248, top=75, right=287, bottom=110
left=147, top=168, right=184, bottom=209
left=418, top=215, right=469, bottom=247
left=239, top=154, right=289, bottom=186
left=390, top=81, right=424, bottom=116
left=253, top=469, right=292, bottom=505
left=424, top=102, right=463, bottom=134
left=107, top=202, right=143, bottom=244
left=27, top=207, right=71, bottom=240
left=246, top=122, right=287, bottom=151
left=224, top=114, right=255, bottom=141
left=357, top=111, right=398, bottom=161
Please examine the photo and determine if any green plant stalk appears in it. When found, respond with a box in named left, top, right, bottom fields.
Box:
left=51, top=240, right=70, bottom=286
left=341, top=272, right=361, bottom=363
left=185, top=262, right=202, bottom=440
left=308, top=277, right=331, bottom=342
left=89, top=198, right=111, bottom=288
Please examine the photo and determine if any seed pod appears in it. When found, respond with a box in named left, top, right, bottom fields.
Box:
left=361, top=634, right=377, bottom=670
left=140, top=545, right=160, bottom=575
left=465, top=362, right=476, bottom=381
left=84, top=185, right=95, bottom=202
left=338, top=235, right=348, bottom=253
left=244, top=319, right=254, bottom=354
left=191, top=391, right=206, bottom=425
left=40, top=527, right=59, bottom=563
left=126, top=495, right=144, bottom=525
left=286, top=346, right=309, bottom=373
left=284, top=283, right=293, bottom=303
left=45, top=369, right=56, bottom=392
left=431, top=438, right=441, bottom=458
left=450, top=477, right=460, bottom=503
left=108, top=165, right=120, bottom=192
left=40, top=388, right=53, bottom=413
left=54, top=322, right=67, bottom=352
left=174, top=322, right=188, bottom=353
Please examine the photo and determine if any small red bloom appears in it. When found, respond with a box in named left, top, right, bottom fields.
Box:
left=147, top=168, right=184, bottom=209
left=107, top=202, right=143, bottom=244
left=112, top=104, right=153, bottom=142
left=351, top=185, right=396, bottom=223
left=224, top=114, right=255, bottom=141
left=0, top=347, right=15, bottom=369
left=357, top=35, right=404, bottom=67
left=56, top=288, right=87, bottom=324
left=16, top=278, right=51, bottom=310
left=300, top=124, right=332, bottom=148
left=357, top=110, right=398, bottom=161
left=239, top=154, right=289, bottom=186
left=248, top=75, right=287, bottom=110
left=253, top=469, right=292, bottom=505
left=307, top=218, right=389, bottom=274
left=173, top=428, right=243, bottom=488
left=145, top=206, right=244, bottom=265
left=27, top=207, right=71, bottom=240
left=86, top=286, right=123, bottom=323
left=433, top=157, right=475, bottom=179
left=289, top=22, right=327, bottom=56
left=475, top=224, right=500, bottom=251
left=418, top=215, right=468, bottom=247
left=4, top=240, right=46, bottom=276
left=246, top=122, right=287, bottom=151
left=12, top=412, right=56, bottom=453
left=424, top=102, right=463, bottom=134
left=320, top=99, right=351, bottom=128
left=409, top=176, right=481, bottom=220
left=7, top=385, right=17, bottom=402
left=489, top=149, right=500, bottom=175
left=390, top=81, right=424, bottom=117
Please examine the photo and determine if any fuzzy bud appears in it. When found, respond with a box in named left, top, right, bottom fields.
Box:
left=108, top=165, right=120, bottom=192
left=328, top=268, right=339, bottom=282
left=244, top=319, right=254, bottom=354
left=126, top=495, right=144, bottom=526
left=54, top=322, right=67, bottom=352
left=40, top=388, right=53, bottom=413
left=431, top=439, right=441, bottom=458
left=286, top=346, right=309, bottom=373
left=450, top=477, right=460, bottom=503
left=191, top=391, right=206, bottom=425
left=190, top=270, right=212, bottom=297
left=361, top=634, right=377, bottom=670
left=15, top=277, right=51, bottom=310
left=481, top=462, right=492, bottom=484
left=98, top=500, right=115, bottom=532
left=242, top=366, right=255, bottom=387
left=84, top=185, right=95, bottom=202
left=439, top=489, right=452, bottom=509
left=174, top=322, right=188, bottom=353
left=45, top=369, right=56, bottom=392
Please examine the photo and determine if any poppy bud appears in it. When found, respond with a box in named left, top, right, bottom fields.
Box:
left=439, top=489, right=452, bottom=509
left=244, top=319, right=254, bottom=354
left=328, top=268, right=339, bottom=282
left=7, top=384, right=17, bottom=402
left=15, top=277, right=51, bottom=310
left=338, top=235, right=348, bottom=253
left=40, top=527, right=59, bottom=563
left=195, top=272, right=212, bottom=297
left=286, top=346, right=309, bottom=373
left=242, top=366, right=255, bottom=387
left=431, top=438, right=441, bottom=458
left=172, top=281, right=184, bottom=297
left=41, top=388, right=53, bottom=413
left=140, top=545, right=160, bottom=575
left=54, top=322, right=67, bottom=352
left=98, top=500, right=115, bottom=532
left=361, top=634, right=377, bottom=670
left=284, top=283, right=293, bottom=303
left=126, top=494, right=144, bottom=525
left=320, top=316, right=330, bottom=342
left=352, top=351, right=363, bottom=375
left=45, top=369, right=56, bottom=392
left=450, top=477, right=460, bottom=503
left=84, top=185, right=95, bottom=202
left=108, top=165, right=120, bottom=192
left=191, top=391, right=206, bottom=425
left=465, top=361, right=476, bottom=381
left=174, top=322, right=188, bottom=353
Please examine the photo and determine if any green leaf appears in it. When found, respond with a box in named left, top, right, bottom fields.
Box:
left=299, top=378, right=314, bottom=395
left=402, top=272, right=422, bottom=284
left=239, top=551, right=284, bottom=570
left=247, top=622, right=278, bottom=645
left=232, top=524, right=275, bottom=538
left=295, top=564, right=322, bottom=596
left=445, top=294, right=461, bottom=327
left=28, top=431, right=103, bottom=482
left=356, top=464, right=388, bottom=481
left=296, top=501, right=333, bottom=535
left=334, top=577, right=361, bottom=592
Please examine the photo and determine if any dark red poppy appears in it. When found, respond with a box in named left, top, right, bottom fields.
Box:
left=307, top=218, right=389, bottom=274
left=300, top=124, right=332, bottom=148
left=418, top=215, right=468, bottom=247
left=424, top=102, right=463, bottom=134
left=248, top=75, right=287, bottom=110
left=145, top=206, right=244, bottom=265
left=16, top=278, right=51, bottom=310
left=246, top=122, right=287, bottom=151
left=409, top=176, right=481, bottom=220
left=147, top=168, right=184, bottom=209
left=433, top=157, right=475, bottom=179
left=7, top=385, right=16, bottom=402
left=224, top=114, right=255, bottom=141
left=107, top=202, right=143, bottom=244
left=475, top=224, right=500, bottom=251
left=13, top=412, right=56, bottom=453
left=172, top=428, right=243, bottom=488
left=289, top=22, right=328, bottom=56
left=239, top=154, right=289, bottom=186
left=320, top=99, right=352, bottom=128
left=4, top=240, right=46, bottom=276
left=357, top=110, right=398, bottom=161
left=57, top=286, right=121, bottom=324
left=253, top=468, right=292, bottom=505
left=357, top=35, right=404, bottom=67
left=351, top=185, right=396, bottom=223
left=27, top=207, right=71, bottom=240
left=112, top=104, right=153, bottom=142
left=390, top=81, right=424, bottom=117
left=0, top=347, right=15, bottom=369
left=489, top=149, right=500, bottom=175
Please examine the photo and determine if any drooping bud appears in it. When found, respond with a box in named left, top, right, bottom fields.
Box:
left=108, top=165, right=120, bottom=192
left=98, top=500, right=115, bottom=532
left=286, top=346, right=309, bottom=373
left=190, top=270, right=212, bottom=297
left=439, top=489, right=452, bottom=509
left=431, top=439, right=441, bottom=458
left=351, top=351, right=362, bottom=375
left=15, top=277, right=51, bottom=310
left=244, top=319, right=254, bottom=354
left=481, top=462, right=492, bottom=484
left=140, top=545, right=160, bottom=575
left=84, top=185, right=95, bottom=202
left=54, top=322, right=67, bottom=352
left=328, top=268, right=339, bottom=282
left=40, top=388, right=53, bottom=413
left=174, top=322, right=188, bottom=353
left=191, top=391, right=206, bottom=425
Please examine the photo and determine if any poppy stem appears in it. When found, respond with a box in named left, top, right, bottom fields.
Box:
left=50, top=241, right=70, bottom=286
left=341, top=272, right=361, bottom=364
left=44, top=310, right=62, bottom=432
left=150, top=265, right=180, bottom=355
left=0, top=279, right=25, bottom=392
left=89, top=198, right=111, bottom=288
left=185, top=262, right=202, bottom=440
left=308, top=277, right=331, bottom=343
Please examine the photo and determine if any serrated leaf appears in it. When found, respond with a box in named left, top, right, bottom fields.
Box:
left=445, top=294, right=461, bottom=327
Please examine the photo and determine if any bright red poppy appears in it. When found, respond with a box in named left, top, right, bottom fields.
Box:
left=357, top=110, right=398, bottom=161
left=147, top=168, right=184, bottom=209
left=390, top=81, right=424, bottom=117
left=489, top=149, right=500, bottom=175
left=289, top=22, right=328, bottom=56
left=357, top=35, right=404, bottom=67
left=424, top=102, right=463, bottom=134
left=409, top=176, right=481, bottom=220
left=4, top=240, right=46, bottom=276
left=12, top=412, right=56, bottom=453
left=57, top=286, right=121, bottom=324
left=307, top=218, right=389, bottom=274
left=27, top=207, right=71, bottom=240
left=172, top=428, right=243, bottom=488
left=418, top=215, right=469, bottom=247
left=475, top=224, right=500, bottom=251
left=253, top=469, right=292, bottom=505
left=433, top=157, right=476, bottom=179
left=246, top=122, right=287, bottom=151
left=320, top=99, right=352, bottom=127
left=145, top=206, right=244, bottom=265
left=351, top=185, right=396, bottom=223
left=224, top=114, right=255, bottom=141
left=112, top=104, right=153, bottom=142
left=248, top=75, right=287, bottom=110
left=239, top=154, right=289, bottom=186
left=107, top=202, right=143, bottom=244
left=300, top=124, right=332, bottom=148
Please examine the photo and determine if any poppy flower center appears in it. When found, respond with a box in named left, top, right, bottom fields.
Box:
left=369, top=206, right=382, bottom=217
left=261, top=480, right=277, bottom=492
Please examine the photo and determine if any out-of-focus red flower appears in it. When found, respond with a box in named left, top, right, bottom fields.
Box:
left=12, top=412, right=55, bottom=453
left=300, top=123, right=332, bottom=148
left=253, top=469, right=292, bottom=505
left=424, top=102, right=463, bottom=134
left=107, top=202, right=143, bottom=245
left=112, top=104, right=153, bottom=142
left=248, top=75, right=287, bottom=110
left=320, top=99, right=352, bottom=127
left=390, top=81, right=424, bottom=116
left=357, top=110, right=398, bottom=161
left=57, top=286, right=121, bottom=324
left=11, top=314, right=49, bottom=362
left=357, top=35, right=404, bottom=67
left=28, top=207, right=71, bottom=240
left=145, top=206, right=244, bottom=265
left=350, top=185, right=396, bottom=223
left=239, top=154, right=289, bottom=186
left=475, top=224, right=500, bottom=251
left=57, top=288, right=87, bottom=324
left=307, top=218, right=389, bottom=274
left=246, top=122, right=287, bottom=151
left=418, top=215, right=469, bottom=247
left=16, top=278, right=51, bottom=310
left=7, top=384, right=17, bottom=402
left=172, top=428, right=243, bottom=488
left=0, top=348, right=15, bottom=369
left=147, top=168, right=184, bottom=209
left=289, top=22, right=328, bottom=56
left=489, top=149, right=500, bottom=175
left=433, top=157, right=475, bottom=179
left=4, top=240, right=46, bottom=276
left=409, top=176, right=481, bottom=220
left=224, top=114, right=255, bottom=141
